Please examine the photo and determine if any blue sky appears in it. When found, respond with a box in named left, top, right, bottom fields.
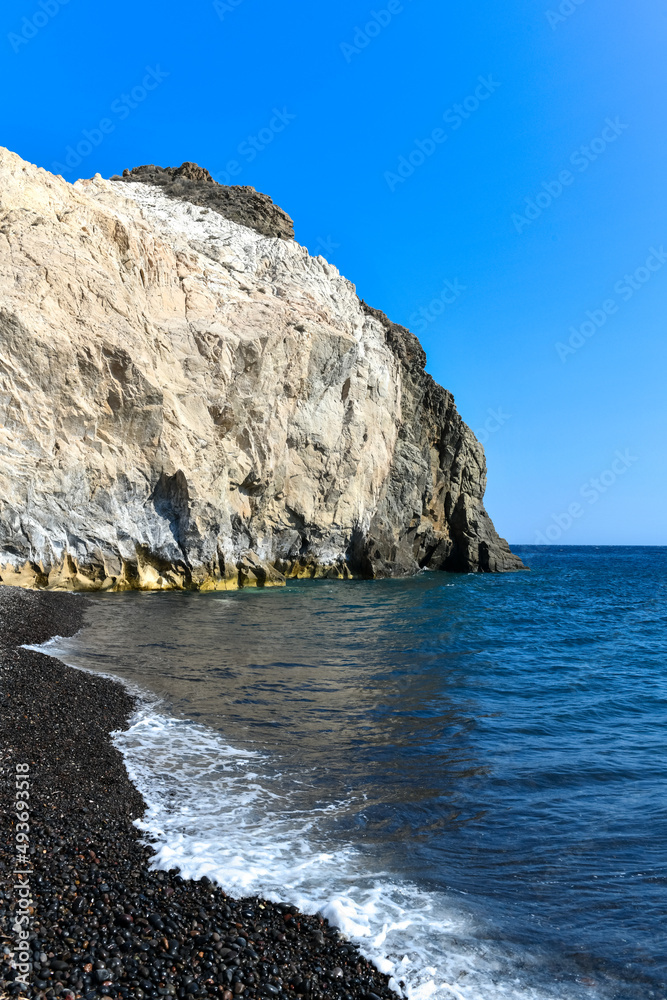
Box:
left=1, top=0, right=665, bottom=544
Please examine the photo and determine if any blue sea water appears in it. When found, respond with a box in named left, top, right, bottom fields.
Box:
left=45, top=547, right=667, bottom=1000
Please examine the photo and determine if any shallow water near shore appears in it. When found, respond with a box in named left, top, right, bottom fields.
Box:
left=42, top=547, right=667, bottom=1000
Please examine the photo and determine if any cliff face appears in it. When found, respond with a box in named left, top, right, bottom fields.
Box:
left=0, top=148, right=523, bottom=591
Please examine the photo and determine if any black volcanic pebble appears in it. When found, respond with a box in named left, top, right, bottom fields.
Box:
left=0, top=586, right=398, bottom=1000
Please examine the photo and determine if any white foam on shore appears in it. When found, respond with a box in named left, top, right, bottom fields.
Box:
left=31, top=632, right=605, bottom=1000
left=110, top=705, right=602, bottom=1000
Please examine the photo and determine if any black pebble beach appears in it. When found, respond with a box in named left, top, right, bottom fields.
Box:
left=0, top=587, right=396, bottom=1000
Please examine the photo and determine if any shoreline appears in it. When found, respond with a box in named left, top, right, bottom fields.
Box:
left=0, top=586, right=395, bottom=1000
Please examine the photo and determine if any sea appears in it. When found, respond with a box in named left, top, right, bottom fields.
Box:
left=40, top=547, right=667, bottom=1000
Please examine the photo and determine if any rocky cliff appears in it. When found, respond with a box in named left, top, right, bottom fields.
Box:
left=0, top=148, right=524, bottom=591
left=110, top=161, right=296, bottom=241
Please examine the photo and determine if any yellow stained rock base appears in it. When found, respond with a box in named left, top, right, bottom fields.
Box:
left=278, top=559, right=355, bottom=581
left=0, top=557, right=278, bottom=593
left=0, top=552, right=354, bottom=593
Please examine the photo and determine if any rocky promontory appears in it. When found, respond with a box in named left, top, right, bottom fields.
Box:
left=0, top=148, right=524, bottom=591
left=110, top=162, right=295, bottom=241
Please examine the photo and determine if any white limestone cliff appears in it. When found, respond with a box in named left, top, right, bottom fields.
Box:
left=0, top=148, right=523, bottom=590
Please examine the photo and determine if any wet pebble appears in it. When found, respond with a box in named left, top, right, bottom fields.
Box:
left=0, top=588, right=398, bottom=1000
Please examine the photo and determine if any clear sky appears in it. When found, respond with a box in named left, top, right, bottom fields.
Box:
left=1, top=0, right=665, bottom=544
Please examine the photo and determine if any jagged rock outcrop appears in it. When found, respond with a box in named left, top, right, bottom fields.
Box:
left=0, top=149, right=524, bottom=591
left=111, top=162, right=295, bottom=240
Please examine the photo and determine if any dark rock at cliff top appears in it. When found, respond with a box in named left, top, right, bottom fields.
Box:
left=110, top=161, right=295, bottom=240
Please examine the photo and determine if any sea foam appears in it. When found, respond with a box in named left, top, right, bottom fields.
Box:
left=111, top=705, right=601, bottom=1000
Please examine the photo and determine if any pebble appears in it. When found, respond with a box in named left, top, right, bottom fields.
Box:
left=0, top=587, right=399, bottom=1000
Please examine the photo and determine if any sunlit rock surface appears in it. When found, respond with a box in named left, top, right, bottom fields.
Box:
left=0, top=148, right=524, bottom=590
